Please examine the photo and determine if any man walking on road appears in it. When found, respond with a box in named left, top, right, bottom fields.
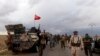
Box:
left=69, top=31, right=84, bottom=56
left=61, top=35, right=66, bottom=48
left=39, top=32, right=46, bottom=56
left=83, top=33, right=93, bottom=56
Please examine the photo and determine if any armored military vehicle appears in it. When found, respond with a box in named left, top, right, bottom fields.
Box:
left=5, top=24, right=39, bottom=53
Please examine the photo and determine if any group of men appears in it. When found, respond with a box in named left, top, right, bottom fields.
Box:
left=39, top=31, right=93, bottom=56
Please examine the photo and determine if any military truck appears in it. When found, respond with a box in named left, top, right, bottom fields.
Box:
left=5, top=24, right=39, bottom=54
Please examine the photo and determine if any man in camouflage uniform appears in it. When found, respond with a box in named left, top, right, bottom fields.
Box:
left=39, top=32, right=46, bottom=56
left=83, top=33, right=93, bottom=56
left=69, top=31, right=83, bottom=56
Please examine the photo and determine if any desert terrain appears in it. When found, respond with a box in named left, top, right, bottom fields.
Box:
left=0, top=35, right=7, bottom=50
left=0, top=35, right=11, bottom=55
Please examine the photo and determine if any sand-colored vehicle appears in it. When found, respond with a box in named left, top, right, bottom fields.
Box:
left=5, top=24, right=39, bottom=53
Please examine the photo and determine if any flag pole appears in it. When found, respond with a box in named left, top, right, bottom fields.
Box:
left=34, top=17, right=35, bottom=27
left=34, top=8, right=36, bottom=27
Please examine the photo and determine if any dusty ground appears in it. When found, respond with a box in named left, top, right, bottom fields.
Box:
left=0, top=35, right=99, bottom=56
left=0, top=35, right=7, bottom=50
left=0, top=35, right=11, bottom=55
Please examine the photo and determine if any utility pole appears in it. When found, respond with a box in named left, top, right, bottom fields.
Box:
left=89, top=23, right=95, bottom=36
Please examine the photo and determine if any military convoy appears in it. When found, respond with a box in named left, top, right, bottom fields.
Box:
left=5, top=24, right=39, bottom=54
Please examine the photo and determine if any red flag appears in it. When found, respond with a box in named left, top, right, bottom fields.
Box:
left=34, top=15, right=41, bottom=20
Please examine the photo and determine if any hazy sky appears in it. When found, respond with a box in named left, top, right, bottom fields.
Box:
left=0, top=0, right=100, bottom=35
